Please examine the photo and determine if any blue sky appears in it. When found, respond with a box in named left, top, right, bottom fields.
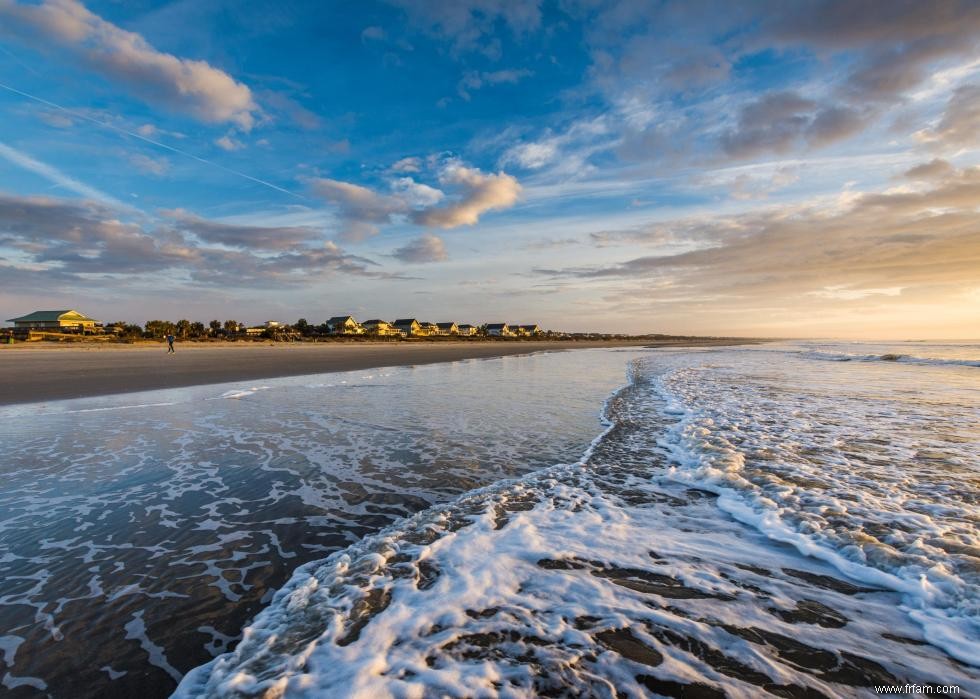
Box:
left=1, top=0, right=978, bottom=337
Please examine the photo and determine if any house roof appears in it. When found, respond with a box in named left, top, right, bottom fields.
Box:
left=362, top=319, right=389, bottom=325
left=486, top=323, right=508, bottom=329
left=436, top=322, right=457, bottom=329
left=6, top=309, right=96, bottom=322
left=393, top=318, right=419, bottom=325
left=458, top=324, right=475, bottom=328
left=326, top=315, right=355, bottom=323
left=519, top=324, right=540, bottom=330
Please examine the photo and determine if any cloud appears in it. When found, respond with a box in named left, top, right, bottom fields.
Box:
left=309, top=177, right=409, bottom=240
left=310, top=161, right=521, bottom=238
left=390, top=156, right=422, bottom=173
left=0, top=192, right=382, bottom=286
left=361, top=25, right=387, bottom=41
left=161, top=209, right=320, bottom=250
left=920, top=83, right=980, bottom=148
left=721, top=92, right=866, bottom=158
left=129, top=153, right=169, bottom=176
left=521, top=236, right=582, bottom=251
left=769, top=2, right=980, bottom=101
left=542, top=2, right=980, bottom=173
left=215, top=134, right=245, bottom=151
left=457, top=68, right=532, bottom=99
left=503, top=141, right=558, bottom=169
left=903, top=158, right=956, bottom=180
left=388, top=0, right=542, bottom=55
left=391, top=233, right=448, bottom=263
left=500, top=116, right=615, bottom=175
left=256, top=90, right=323, bottom=131
left=537, top=163, right=980, bottom=301
left=413, top=163, right=521, bottom=227
left=390, top=177, right=445, bottom=207
left=0, top=193, right=194, bottom=273
left=39, top=110, right=75, bottom=128
left=0, top=0, right=258, bottom=129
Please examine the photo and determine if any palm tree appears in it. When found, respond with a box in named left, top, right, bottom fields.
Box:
left=209, top=319, right=222, bottom=336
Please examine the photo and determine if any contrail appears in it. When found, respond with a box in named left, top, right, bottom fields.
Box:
left=0, top=141, right=135, bottom=211
left=0, top=80, right=306, bottom=200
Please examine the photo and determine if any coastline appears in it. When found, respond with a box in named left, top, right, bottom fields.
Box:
left=0, top=338, right=761, bottom=406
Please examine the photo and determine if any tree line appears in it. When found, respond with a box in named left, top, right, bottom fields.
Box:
left=114, top=319, right=480, bottom=340
left=114, top=319, right=254, bottom=339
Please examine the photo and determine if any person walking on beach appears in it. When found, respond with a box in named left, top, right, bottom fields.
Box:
left=166, top=333, right=176, bottom=354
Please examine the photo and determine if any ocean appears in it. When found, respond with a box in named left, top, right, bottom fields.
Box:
left=1, top=342, right=977, bottom=697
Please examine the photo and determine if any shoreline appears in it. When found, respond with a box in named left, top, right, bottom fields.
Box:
left=0, top=338, right=761, bottom=406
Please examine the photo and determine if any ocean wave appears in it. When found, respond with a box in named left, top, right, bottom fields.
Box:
left=802, top=350, right=979, bottom=367
left=653, top=362, right=980, bottom=669
left=174, top=359, right=976, bottom=698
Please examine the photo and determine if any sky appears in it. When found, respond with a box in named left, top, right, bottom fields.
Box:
left=0, top=0, right=978, bottom=338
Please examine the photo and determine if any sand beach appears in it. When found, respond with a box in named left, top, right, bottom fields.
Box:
left=0, top=338, right=755, bottom=405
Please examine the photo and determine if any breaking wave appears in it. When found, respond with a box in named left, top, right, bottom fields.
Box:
left=175, top=357, right=978, bottom=698
left=802, top=350, right=979, bottom=368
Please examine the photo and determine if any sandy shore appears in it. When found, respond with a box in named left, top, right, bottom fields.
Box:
left=0, top=338, right=758, bottom=405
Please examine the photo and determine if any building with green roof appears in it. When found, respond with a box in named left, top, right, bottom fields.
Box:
left=6, top=310, right=99, bottom=332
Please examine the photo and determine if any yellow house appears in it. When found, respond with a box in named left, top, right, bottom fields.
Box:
left=486, top=323, right=512, bottom=336
left=393, top=318, right=423, bottom=336
left=6, top=310, right=99, bottom=332
left=326, top=315, right=364, bottom=335
left=362, top=319, right=401, bottom=336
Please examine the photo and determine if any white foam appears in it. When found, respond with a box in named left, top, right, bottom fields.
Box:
left=176, top=349, right=980, bottom=696
left=125, top=611, right=183, bottom=683
left=216, top=386, right=271, bottom=400
left=653, top=349, right=980, bottom=667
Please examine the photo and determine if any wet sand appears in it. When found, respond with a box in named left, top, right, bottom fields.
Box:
left=0, top=338, right=757, bottom=406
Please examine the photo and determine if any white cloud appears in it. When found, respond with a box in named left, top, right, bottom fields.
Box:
left=457, top=68, right=532, bottom=99
left=310, top=160, right=521, bottom=238
left=129, top=153, right=169, bottom=175
left=390, top=156, right=422, bottom=172
left=215, top=134, right=245, bottom=151
left=390, top=177, right=444, bottom=207
left=0, top=0, right=258, bottom=129
left=413, top=162, right=521, bottom=228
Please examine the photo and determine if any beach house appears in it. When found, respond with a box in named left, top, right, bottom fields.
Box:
left=362, top=319, right=400, bottom=336
left=436, top=322, right=458, bottom=335
left=392, top=318, right=422, bottom=336
left=6, top=310, right=100, bottom=333
left=486, top=323, right=512, bottom=336
left=326, top=316, right=363, bottom=335
left=516, top=324, right=541, bottom=336
left=457, top=324, right=477, bottom=336
left=418, top=322, right=438, bottom=336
